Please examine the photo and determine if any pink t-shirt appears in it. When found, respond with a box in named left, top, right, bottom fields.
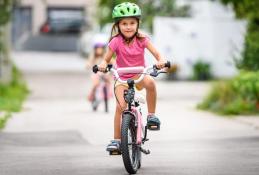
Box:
left=108, top=34, right=149, bottom=79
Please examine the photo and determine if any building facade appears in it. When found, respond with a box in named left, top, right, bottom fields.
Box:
left=153, top=0, right=246, bottom=79
left=16, top=0, right=97, bottom=35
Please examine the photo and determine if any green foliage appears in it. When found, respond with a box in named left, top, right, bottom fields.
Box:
left=0, top=0, right=13, bottom=25
left=198, top=71, right=259, bottom=115
left=221, top=0, right=259, bottom=20
left=0, top=65, right=29, bottom=112
left=97, top=0, right=190, bottom=31
left=221, top=0, right=259, bottom=71
left=0, top=0, right=13, bottom=65
left=0, top=0, right=25, bottom=129
left=0, top=112, right=10, bottom=129
left=192, top=60, right=212, bottom=81
left=0, top=0, right=13, bottom=61
left=241, top=21, right=259, bottom=71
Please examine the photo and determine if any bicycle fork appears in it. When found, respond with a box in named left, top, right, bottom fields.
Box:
left=132, top=108, right=150, bottom=155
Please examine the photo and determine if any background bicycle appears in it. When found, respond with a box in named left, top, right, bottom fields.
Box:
left=88, top=73, right=112, bottom=113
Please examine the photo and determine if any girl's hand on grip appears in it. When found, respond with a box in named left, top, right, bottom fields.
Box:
left=156, top=60, right=166, bottom=69
left=98, top=61, right=108, bottom=72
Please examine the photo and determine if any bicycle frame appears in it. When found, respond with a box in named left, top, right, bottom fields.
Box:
left=133, top=107, right=143, bottom=144
left=122, top=98, right=145, bottom=142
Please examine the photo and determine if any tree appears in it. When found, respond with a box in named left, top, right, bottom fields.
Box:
left=0, top=0, right=13, bottom=25
left=221, top=0, right=259, bottom=71
left=97, top=0, right=190, bottom=32
left=0, top=0, right=14, bottom=83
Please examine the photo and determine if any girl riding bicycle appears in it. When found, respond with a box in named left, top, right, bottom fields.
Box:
left=97, top=2, right=167, bottom=151
left=86, top=41, right=112, bottom=106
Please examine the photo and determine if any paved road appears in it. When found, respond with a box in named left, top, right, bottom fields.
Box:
left=0, top=52, right=259, bottom=175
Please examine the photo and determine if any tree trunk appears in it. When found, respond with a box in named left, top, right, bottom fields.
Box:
left=0, top=22, right=12, bottom=84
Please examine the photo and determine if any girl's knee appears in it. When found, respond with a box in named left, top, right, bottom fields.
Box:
left=145, top=78, right=156, bottom=90
left=116, top=103, right=127, bottom=112
left=92, top=79, right=100, bottom=87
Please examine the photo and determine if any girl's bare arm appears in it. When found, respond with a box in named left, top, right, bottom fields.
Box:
left=146, top=41, right=166, bottom=69
left=99, top=47, right=114, bottom=72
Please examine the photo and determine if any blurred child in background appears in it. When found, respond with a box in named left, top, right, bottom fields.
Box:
left=86, top=42, right=113, bottom=110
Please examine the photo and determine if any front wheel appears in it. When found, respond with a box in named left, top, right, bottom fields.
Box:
left=121, top=113, right=141, bottom=174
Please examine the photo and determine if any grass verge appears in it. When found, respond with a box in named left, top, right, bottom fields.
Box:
left=0, top=66, right=29, bottom=129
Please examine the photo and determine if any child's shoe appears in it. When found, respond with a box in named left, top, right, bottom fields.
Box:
left=106, top=140, right=121, bottom=155
left=147, top=114, right=161, bottom=131
left=106, top=140, right=120, bottom=151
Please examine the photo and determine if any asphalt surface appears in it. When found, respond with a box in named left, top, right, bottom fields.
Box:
left=0, top=52, right=259, bottom=175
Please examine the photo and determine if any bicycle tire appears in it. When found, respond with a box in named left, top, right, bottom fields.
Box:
left=92, top=97, right=98, bottom=111
left=121, top=113, right=140, bottom=174
left=103, top=86, right=108, bottom=113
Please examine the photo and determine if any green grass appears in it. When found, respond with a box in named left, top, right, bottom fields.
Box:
left=0, top=66, right=29, bottom=129
left=0, top=112, right=11, bottom=129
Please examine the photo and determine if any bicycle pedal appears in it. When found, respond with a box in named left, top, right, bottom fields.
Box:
left=109, top=150, right=121, bottom=155
left=140, top=147, right=150, bottom=155
left=142, top=138, right=149, bottom=142
left=147, top=125, right=160, bottom=131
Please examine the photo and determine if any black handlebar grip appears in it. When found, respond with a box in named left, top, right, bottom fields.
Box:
left=92, top=65, right=98, bottom=73
left=107, top=64, right=113, bottom=71
left=165, top=61, right=171, bottom=68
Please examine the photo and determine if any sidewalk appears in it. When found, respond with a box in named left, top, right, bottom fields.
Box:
left=11, top=51, right=86, bottom=73
left=234, top=116, right=259, bottom=130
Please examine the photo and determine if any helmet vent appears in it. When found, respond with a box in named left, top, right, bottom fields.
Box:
left=133, top=9, right=136, bottom=14
left=120, top=10, right=125, bottom=15
left=127, top=7, right=130, bottom=12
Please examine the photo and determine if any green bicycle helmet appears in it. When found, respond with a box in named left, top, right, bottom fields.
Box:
left=112, top=2, right=141, bottom=20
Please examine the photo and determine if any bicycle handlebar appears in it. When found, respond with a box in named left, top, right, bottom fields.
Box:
left=93, top=61, right=171, bottom=84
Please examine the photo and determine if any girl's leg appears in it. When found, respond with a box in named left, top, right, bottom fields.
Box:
left=114, top=85, right=128, bottom=139
left=137, top=75, right=157, bottom=113
left=137, top=76, right=160, bottom=130
left=88, top=74, right=100, bottom=101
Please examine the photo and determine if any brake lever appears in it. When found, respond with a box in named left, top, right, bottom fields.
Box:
left=150, top=72, right=158, bottom=77
left=151, top=60, right=171, bottom=77
left=150, top=65, right=159, bottom=77
left=158, top=70, right=167, bottom=74
left=150, top=69, right=167, bottom=77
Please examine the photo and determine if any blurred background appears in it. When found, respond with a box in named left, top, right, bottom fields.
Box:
left=2, top=0, right=250, bottom=77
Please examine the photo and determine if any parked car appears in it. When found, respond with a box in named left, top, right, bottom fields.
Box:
left=40, top=8, right=86, bottom=34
